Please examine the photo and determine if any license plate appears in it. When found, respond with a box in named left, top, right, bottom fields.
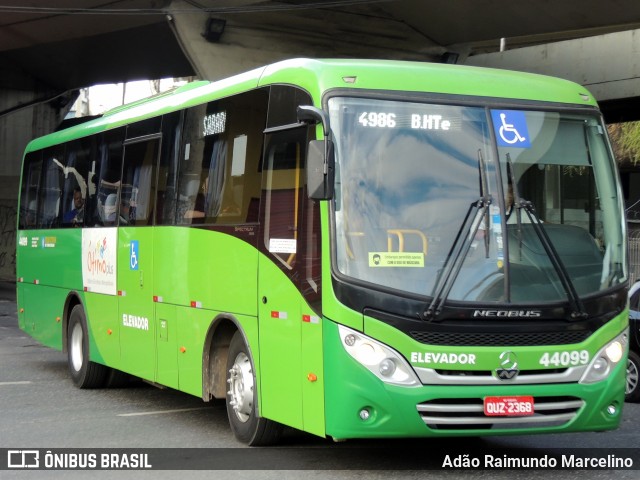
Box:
left=483, top=396, right=534, bottom=416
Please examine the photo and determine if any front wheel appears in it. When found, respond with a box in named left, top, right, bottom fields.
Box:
left=225, top=331, right=282, bottom=445
left=626, top=350, right=640, bottom=403
left=67, top=305, right=108, bottom=388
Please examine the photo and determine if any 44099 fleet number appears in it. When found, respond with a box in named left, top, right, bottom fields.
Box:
left=539, top=350, right=589, bottom=367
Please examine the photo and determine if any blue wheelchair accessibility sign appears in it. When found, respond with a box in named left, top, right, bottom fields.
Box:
left=130, top=240, right=139, bottom=270
left=491, top=110, right=531, bottom=148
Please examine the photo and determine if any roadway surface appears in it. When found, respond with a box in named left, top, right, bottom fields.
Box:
left=0, top=281, right=638, bottom=479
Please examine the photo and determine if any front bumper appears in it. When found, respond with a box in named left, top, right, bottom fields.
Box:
left=324, top=320, right=626, bottom=439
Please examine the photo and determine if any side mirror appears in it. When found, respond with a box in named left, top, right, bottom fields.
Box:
left=297, top=106, right=335, bottom=201
left=306, top=140, right=335, bottom=200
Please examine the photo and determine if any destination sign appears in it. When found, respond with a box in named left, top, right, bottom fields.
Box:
left=357, top=111, right=458, bottom=131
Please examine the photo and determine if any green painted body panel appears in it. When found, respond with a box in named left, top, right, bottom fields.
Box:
left=259, top=58, right=597, bottom=107
left=319, top=202, right=363, bottom=332
left=258, top=253, right=303, bottom=428
left=155, top=303, right=179, bottom=389
left=16, top=228, right=82, bottom=350
left=83, top=292, right=120, bottom=367
left=16, top=230, right=83, bottom=288
left=323, top=318, right=626, bottom=439
left=257, top=251, right=326, bottom=436
left=118, top=227, right=156, bottom=381
left=19, top=283, right=66, bottom=350
left=152, top=227, right=258, bottom=316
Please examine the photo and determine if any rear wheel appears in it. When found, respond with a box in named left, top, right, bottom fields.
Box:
left=225, top=331, right=282, bottom=445
left=67, top=305, right=108, bottom=388
left=626, top=350, right=640, bottom=403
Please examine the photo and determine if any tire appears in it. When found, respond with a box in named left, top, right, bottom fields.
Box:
left=67, top=305, right=108, bottom=389
left=626, top=350, right=640, bottom=403
left=225, top=331, right=283, bottom=445
left=105, top=368, right=135, bottom=388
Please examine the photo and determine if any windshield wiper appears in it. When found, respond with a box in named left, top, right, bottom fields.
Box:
left=478, top=149, right=491, bottom=258
left=424, top=153, right=491, bottom=320
left=507, top=155, right=523, bottom=263
left=423, top=197, right=491, bottom=320
left=507, top=157, right=587, bottom=319
left=518, top=201, right=587, bottom=319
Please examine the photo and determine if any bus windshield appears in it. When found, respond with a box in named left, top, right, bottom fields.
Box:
left=329, top=97, right=627, bottom=305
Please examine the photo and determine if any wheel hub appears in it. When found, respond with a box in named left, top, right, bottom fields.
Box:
left=70, top=322, right=83, bottom=372
left=627, top=358, right=638, bottom=395
left=227, top=352, right=254, bottom=423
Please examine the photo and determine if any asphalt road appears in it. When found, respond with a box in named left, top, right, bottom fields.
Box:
left=0, top=283, right=638, bottom=479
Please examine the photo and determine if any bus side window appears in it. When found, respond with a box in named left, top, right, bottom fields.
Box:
left=262, top=128, right=308, bottom=270
left=61, top=138, right=91, bottom=227
left=121, top=138, right=159, bottom=226
left=177, top=103, right=207, bottom=224
left=19, top=151, right=42, bottom=230
left=217, top=89, right=267, bottom=224
left=91, top=129, right=124, bottom=227
left=38, top=146, right=65, bottom=229
left=156, top=111, right=182, bottom=225
left=177, top=88, right=268, bottom=225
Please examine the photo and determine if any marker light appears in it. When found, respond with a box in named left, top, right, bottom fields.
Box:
left=580, top=330, right=628, bottom=384
left=338, top=325, right=420, bottom=387
left=344, top=334, right=357, bottom=347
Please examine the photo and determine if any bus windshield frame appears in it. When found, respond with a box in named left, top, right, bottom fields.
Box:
left=328, top=94, right=627, bottom=311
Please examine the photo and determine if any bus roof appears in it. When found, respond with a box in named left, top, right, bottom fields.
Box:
left=25, top=58, right=598, bottom=153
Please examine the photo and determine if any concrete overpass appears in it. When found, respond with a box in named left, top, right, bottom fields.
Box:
left=2, top=0, right=640, bottom=280
left=467, top=29, right=640, bottom=123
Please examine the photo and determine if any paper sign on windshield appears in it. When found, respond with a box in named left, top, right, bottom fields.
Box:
left=368, top=252, right=424, bottom=267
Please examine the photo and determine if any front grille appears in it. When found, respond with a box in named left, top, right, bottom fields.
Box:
left=434, top=368, right=566, bottom=377
left=410, top=330, right=591, bottom=346
left=415, top=364, right=582, bottom=385
left=417, top=396, right=584, bottom=431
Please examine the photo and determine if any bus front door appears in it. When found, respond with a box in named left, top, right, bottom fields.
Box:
left=116, top=137, right=160, bottom=382
left=257, top=127, right=325, bottom=437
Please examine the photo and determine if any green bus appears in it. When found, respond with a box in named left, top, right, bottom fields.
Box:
left=16, top=58, right=628, bottom=445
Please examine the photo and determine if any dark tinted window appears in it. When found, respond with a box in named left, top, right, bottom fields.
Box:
left=127, top=117, right=162, bottom=138
left=120, top=137, right=160, bottom=226
left=267, top=85, right=313, bottom=128
left=177, top=89, right=268, bottom=225
left=19, top=151, right=42, bottom=229
left=37, top=146, right=65, bottom=228
left=90, top=129, right=125, bottom=227
left=61, top=137, right=92, bottom=227
left=262, top=127, right=309, bottom=270
left=157, top=112, right=182, bottom=225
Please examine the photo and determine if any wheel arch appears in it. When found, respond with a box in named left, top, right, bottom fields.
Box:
left=202, top=314, right=255, bottom=402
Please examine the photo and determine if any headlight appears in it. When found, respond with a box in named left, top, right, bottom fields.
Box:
left=338, top=325, right=420, bottom=387
left=580, top=329, right=628, bottom=384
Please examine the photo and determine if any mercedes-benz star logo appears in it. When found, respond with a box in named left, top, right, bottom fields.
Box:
left=495, top=350, right=519, bottom=380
